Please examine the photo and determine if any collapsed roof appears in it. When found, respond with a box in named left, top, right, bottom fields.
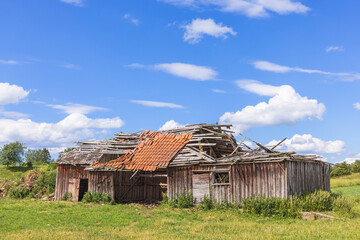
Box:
left=56, top=123, right=326, bottom=170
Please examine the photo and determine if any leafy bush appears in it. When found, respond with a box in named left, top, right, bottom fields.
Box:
left=61, top=192, right=72, bottom=201
left=33, top=171, right=56, bottom=195
left=332, top=196, right=356, bottom=218
left=198, top=195, right=215, bottom=210
left=160, top=192, right=169, bottom=205
left=81, top=191, right=115, bottom=205
left=292, top=190, right=333, bottom=212
left=351, top=160, right=360, bottom=173
left=214, top=199, right=238, bottom=210
left=331, top=167, right=351, bottom=177
left=46, top=162, right=57, bottom=171
left=241, top=195, right=299, bottom=218
left=240, top=190, right=355, bottom=218
left=166, top=192, right=194, bottom=208
left=7, top=186, right=30, bottom=199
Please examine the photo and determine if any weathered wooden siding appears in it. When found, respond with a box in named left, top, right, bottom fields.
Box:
left=89, top=171, right=114, bottom=198
left=88, top=171, right=166, bottom=203
left=168, top=161, right=329, bottom=203
left=113, top=171, right=166, bottom=202
left=286, top=161, right=330, bottom=195
left=231, top=162, right=287, bottom=203
left=167, top=166, right=212, bottom=200
left=168, top=166, right=232, bottom=203
left=55, top=164, right=89, bottom=201
left=192, top=172, right=210, bottom=203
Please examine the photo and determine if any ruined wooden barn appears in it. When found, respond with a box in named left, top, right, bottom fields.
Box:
left=54, top=134, right=141, bottom=201
left=55, top=124, right=330, bottom=203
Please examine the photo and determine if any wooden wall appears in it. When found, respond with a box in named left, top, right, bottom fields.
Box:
left=231, top=162, right=287, bottom=203
left=167, top=160, right=330, bottom=203
left=286, top=161, right=330, bottom=195
left=89, top=171, right=114, bottom=198
left=55, top=164, right=89, bottom=201
left=88, top=171, right=167, bottom=203
left=167, top=166, right=212, bottom=201
left=167, top=166, right=233, bottom=203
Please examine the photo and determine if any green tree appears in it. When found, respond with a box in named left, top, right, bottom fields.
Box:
left=58, top=147, right=75, bottom=158
left=331, top=162, right=351, bottom=177
left=25, top=148, right=51, bottom=165
left=351, top=160, right=360, bottom=173
left=0, top=142, right=26, bottom=167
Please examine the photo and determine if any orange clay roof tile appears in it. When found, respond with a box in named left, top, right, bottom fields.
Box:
left=91, top=133, right=192, bottom=171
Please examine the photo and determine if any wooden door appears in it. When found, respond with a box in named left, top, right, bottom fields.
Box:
left=68, top=178, right=80, bottom=201
left=192, top=172, right=210, bottom=204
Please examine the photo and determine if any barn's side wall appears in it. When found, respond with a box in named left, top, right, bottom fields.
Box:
left=286, top=161, right=330, bottom=195
left=168, top=162, right=287, bottom=203
left=231, top=162, right=287, bottom=202
left=167, top=166, right=212, bottom=201
left=55, top=164, right=89, bottom=201
left=88, top=171, right=167, bottom=203
left=89, top=171, right=114, bottom=198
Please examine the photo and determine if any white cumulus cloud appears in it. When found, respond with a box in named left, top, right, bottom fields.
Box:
left=219, top=80, right=326, bottom=134
left=0, top=113, right=124, bottom=147
left=160, top=0, right=310, bottom=17
left=154, top=62, right=217, bottom=81
left=340, top=153, right=360, bottom=164
left=159, top=120, right=185, bottom=130
left=267, top=134, right=346, bottom=154
left=182, top=18, right=236, bottom=44
left=131, top=100, right=184, bottom=109
left=253, top=60, right=360, bottom=81
left=0, top=83, right=30, bottom=105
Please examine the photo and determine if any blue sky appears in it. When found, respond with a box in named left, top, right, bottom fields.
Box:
left=1, top=0, right=360, bottom=163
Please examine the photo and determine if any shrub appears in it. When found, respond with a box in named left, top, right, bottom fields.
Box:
left=82, top=192, right=92, bottom=203
left=332, top=196, right=356, bottom=218
left=241, top=195, right=299, bottom=218
left=34, top=171, right=56, bottom=195
left=351, top=160, right=360, bottom=173
left=160, top=192, right=169, bottom=205
left=46, top=162, right=57, bottom=171
left=168, top=192, right=194, bottom=208
left=292, top=190, right=333, bottom=212
left=198, top=195, right=215, bottom=210
left=7, top=186, right=30, bottom=199
left=61, top=192, right=72, bottom=201
left=331, top=167, right=351, bottom=177
left=214, top=199, right=238, bottom=210
left=81, top=191, right=115, bottom=205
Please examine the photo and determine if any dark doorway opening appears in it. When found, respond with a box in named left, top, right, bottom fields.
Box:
left=78, top=179, right=88, bottom=201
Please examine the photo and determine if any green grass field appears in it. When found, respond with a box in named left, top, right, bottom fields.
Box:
left=0, top=165, right=34, bottom=183
left=0, top=166, right=360, bottom=239
left=0, top=199, right=360, bottom=240
left=0, top=164, right=55, bottom=183
left=331, top=173, right=360, bottom=188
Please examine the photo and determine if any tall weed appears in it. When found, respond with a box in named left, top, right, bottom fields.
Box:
left=164, top=192, right=194, bottom=208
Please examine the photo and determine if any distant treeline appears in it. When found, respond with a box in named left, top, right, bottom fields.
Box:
left=331, top=161, right=360, bottom=177
left=0, top=141, right=52, bottom=167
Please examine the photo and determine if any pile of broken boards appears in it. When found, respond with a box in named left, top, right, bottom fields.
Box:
left=57, top=123, right=324, bottom=171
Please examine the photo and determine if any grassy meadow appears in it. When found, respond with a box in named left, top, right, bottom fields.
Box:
left=0, top=166, right=359, bottom=239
